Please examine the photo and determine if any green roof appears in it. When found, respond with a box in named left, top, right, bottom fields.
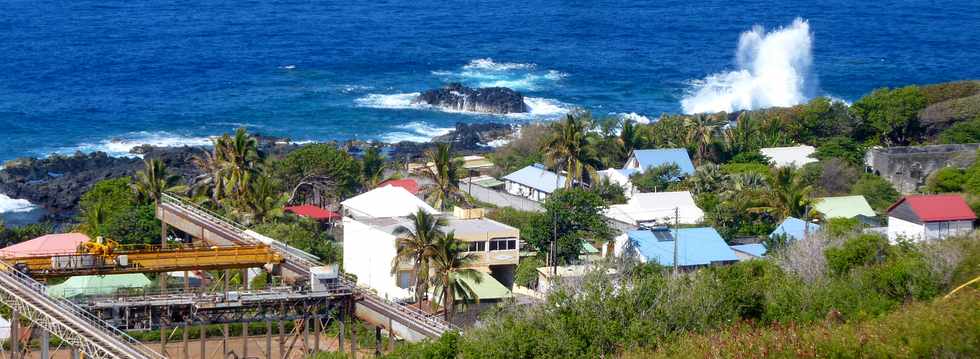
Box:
left=580, top=241, right=600, bottom=254
left=474, top=178, right=504, bottom=187
left=814, top=195, right=876, bottom=219
left=432, top=271, right=512, bottom=302
left=47, top=274, right=152, bottom=298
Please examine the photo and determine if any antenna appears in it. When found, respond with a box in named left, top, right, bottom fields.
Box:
left=673, top=206, right=679, bottom=275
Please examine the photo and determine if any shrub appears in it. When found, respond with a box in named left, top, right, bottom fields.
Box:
left=920, top=80, right=980, bottom=105
left=515, top=257, right=545, bottom=288
left=850, top=174, right=900, bottom=212
left=925, top=166, right=966, bottom=193
left=937, top=115, right=980, bottom=144
left=825, top=233, right=889, bottom=276
left=919, top=94, right=980, bottom=131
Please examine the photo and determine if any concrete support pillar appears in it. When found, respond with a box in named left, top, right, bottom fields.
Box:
left=182, top=322, right=189, bottom=359
left=350, top=320, right=357, bottom=359
left=160, top=324, right=168, bottom=356
left=338, top=318, right=345, bottom=355
left=242, top=321, right=249, bottom=359
left=222, top=323, right=229, bottom=358
left=374, top=326, right=382, bottom=357
left=302, top=315, right=309, bottom=354
left=278, top=320, right=285, bottom=359
left=9, top=309, right=17, bottom=359
left=70, top=347, right=79, bottom=359
left=241, top=268, right=249, bottom=290
left=160, top=222, right=168, bottom=291
left=313, top=313, right=321, bottom=353
left=200, top=324, right=206, bottom=359
left=265, top=319, right=273, bottom=359
left=388, top=317, right=395, bottom=352
left=40, top=329, right=49, bottom=359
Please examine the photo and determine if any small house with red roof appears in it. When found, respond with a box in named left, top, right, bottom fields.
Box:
left=886, top=195, right=976, bottom=242
left=377, top=179, right=420, bottom=196
left=284, top=204, right=341, bottom=222
left=0, top=233, right=90, bottom=258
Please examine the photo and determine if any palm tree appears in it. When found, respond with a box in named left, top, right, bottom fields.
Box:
left=391, top=209, right=446, bottom=307
left=686, top=114, right=717, bottom=165
left=361, top=146, right=387, bottom=189
left=219, top=128, right=260, bottom=203
left=618, top=119, right=647, bottom=162
left=688, top=163, right=728, bottom=194
left=767, top=167, right=813, bottom=218
left=241, top=173, right=285, bottom=224
left=133, top=158, right=182, bottom=205
left=542, top=112, right=600, bottom=188
left=190, top=146, right=226, bottom=205
left=421, top=143, right=464, bottom=210
left=428, top=232, right=481, bottom=322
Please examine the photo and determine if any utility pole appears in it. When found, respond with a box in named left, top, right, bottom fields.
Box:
left=673, top=207, right=679, bottom=275
left=803, top=204, right=811, bottom=241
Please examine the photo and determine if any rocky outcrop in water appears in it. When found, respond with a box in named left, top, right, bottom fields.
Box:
left=432, top=122, right=514, bottom=150
left=414, top=83, right=527, bottom=114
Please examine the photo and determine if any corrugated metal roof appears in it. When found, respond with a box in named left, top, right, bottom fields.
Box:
left=377, top=178, right=420, bottom=195
left=0, top=233, right=90, bottom=258
left=284, top=205, right=340, bottom=220
left=887, top=195, right=977, bottom=222
left=605, top=191, right=704, bottom=225
left=814, top=195, right=876, bottom=219
left=627, top=227, right=738, bottom=267
left=770, top=217, right=820, bottom=241
left=730, top=244, right=767, bottom=258
left=501, top=164, right=565, bottom=193
left=341, top=185, right=438, bottom=218
left=630, top=149, right=695, bottom=175
left=46, top=273, right=152, bottom=298
left=760, top=145, right=817, bottom=168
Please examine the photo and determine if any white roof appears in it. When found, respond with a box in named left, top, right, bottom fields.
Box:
left=605, top=191, right=704, bottom=225
left=341, top=185, right=438, bottom=218
left=760, top=145, right=817, bottom=168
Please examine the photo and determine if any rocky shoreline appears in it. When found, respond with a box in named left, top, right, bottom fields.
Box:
left=0, top=122, right=515, bottom=225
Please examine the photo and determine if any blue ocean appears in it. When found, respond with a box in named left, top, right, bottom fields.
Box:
left=1, top=0, right=979, bottom=161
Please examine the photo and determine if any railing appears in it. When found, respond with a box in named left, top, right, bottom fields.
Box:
left=161, top=193, right=460, bottom=336
left=0, top=258, right=166, bottom=359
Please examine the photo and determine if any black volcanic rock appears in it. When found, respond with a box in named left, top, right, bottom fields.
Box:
left=432, top=122, right=514, bottom=150
left=414, top=83, right=527, bottom=114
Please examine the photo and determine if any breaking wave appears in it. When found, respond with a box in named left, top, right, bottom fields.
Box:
left=354, top=92, right=424, bottom=109
left=56, top=131, right=214, bottom=158
left=433, top=58, right=567, bottom=91
left=381, top=121, right=454, bottom=143
left=0, top=194, right=36, bottom=214
left=354, top=93, right=572, bottom=120
left=681, top=18, right=816, bottom=114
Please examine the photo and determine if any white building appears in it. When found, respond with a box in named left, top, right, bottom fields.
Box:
left=340, top=184, right=438, bottom=219
left=343, top=211, right=520, bottom=301
left=760, top=145, right=817, bottom=168
left=886, top=195, right=976, bottom=243
left=604, top=191, right=704, bottom=226
left=501, top=164, right=565, bottom=202
left=597, top=168, right=639, bottom=198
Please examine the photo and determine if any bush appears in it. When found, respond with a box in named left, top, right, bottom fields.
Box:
left=925, top=166, right=966, bottom=193
left=515, top=257, right=545, bottom=288
left=919, top=94, right=980, bottom=131
left=824, top=217, right=862, bottom=237
left=253, top=221, right=340, bottom=264
left=920, top=80, right=980, bottom=105
left=851, top=86, right=927, bottom=145
left=937, top=115, right=980, bottom=144
left=825, top=234, right=889, bottom=276
left=272, top=144, right=361, bottom=198
left=850, top=174, right=900, bottom=212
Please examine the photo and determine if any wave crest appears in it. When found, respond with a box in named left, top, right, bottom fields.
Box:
left=58, top=132, right=214, bottom=158
left=433, top=59, right=566, bottom=91
left=681, top=18, right=815, bottom=114
left=0, top=194, right=36, bottom=214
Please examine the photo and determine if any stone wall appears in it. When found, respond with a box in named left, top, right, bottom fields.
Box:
left=865, top=143, right=980, bottom=193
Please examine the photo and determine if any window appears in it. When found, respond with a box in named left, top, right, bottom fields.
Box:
left=489, top=238, right=517, bottom=251
left=467, top=241, right=486, bottom=252
left=397, top=271, right=412, bottom=289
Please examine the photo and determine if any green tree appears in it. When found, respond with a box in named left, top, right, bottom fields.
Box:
left=273, top=143, right=361, bottom=199
left=766, top=167, right=812, bottom=219
left=618, top=119, right=647, bottom=162
left=428, top=232, right=482, bottom=322
left=190, top=146, right=227, bottom=205
left=814, top=136, right=866, bottom=166
left=217, top=128, right=261, bottom=202
left=542, top=112, right=600, bottom=188
left=421, top=143, right=464, bottom=210
left=78, top=177, right=139, bottom=238
left=825, top=233, right=890, bottom=276
left=240, top=173, right=286, bottom=224
left=938, top=116, right=980, bottom=144
left=392, top=209, right=445, bottom=307
left=630, top=163, right=683, bottom=192
left=686, top=114, right=717, bottom=165
left=133, top=158, right=182, bottom=205
left=926, top=167, right=966, bottom=193
left=361, top=146, right=386, bottom=189
left=253, top=221, right=339, bottom=264
left=101, top=204, right=161, bottom=245
left=543, top=188, right=611, bottom=264
left=687, top=163, right=728, bottom=194
left=851, top=86, right=927, bottom=146
left=851, top=174, right=900, bottom=212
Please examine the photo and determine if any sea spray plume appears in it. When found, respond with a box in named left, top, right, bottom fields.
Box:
left=681, top=18, right=815, bottom=114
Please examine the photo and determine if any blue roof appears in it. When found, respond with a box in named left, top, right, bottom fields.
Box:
left=626, top=227, right=739, bottom=267
left=502, top=164, right=566, bottom=193
left=631, top=149, right=695, bottom=176
left=770, top=217, right=820, bottom=241
left=731, top=244, right=767, bottom=257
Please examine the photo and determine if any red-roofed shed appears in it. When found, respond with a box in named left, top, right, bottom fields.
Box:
left=285, top=205, right=341, bottom=221
left=377, top=179, right=420, bottom=195
left=0, top=233, right=90, bottom=258
left=886, top=194, right=976, bottom=242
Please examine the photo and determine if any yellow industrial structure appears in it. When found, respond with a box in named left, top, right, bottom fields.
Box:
left=3, top=237, right=283, bottom=278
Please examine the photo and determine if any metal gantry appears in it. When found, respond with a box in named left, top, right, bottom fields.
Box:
left=0, top=259, right=166, bottom=359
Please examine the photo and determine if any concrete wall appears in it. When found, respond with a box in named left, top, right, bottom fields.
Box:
left=866, top=144, right=980, bottom=193
left=888, top=216, right=925, bottom=243
left=342, top=218, right=412, bottom=301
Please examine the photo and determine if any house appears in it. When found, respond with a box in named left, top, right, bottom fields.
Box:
left=770, top=217, right=821, bottom=241
left=284, top=204, right=341, bottom=223
left=597, top=168, right=639, bottom=198
left=460, top=155, right=496, bottom=174
left=886, top=195, right=976, bottom=242
left=536, top=264, right=617, bottom=294
left=814, top=195, right=877, bottom=224
left=605, top=191, right=704, bottom=226
left=624, top=149, right=695, bottom=176
left=343, top=211, right=520, bottom=301
left=0, top=233, right=90, bottom=258
left=502, top=164, right=565, bottom=202
left=377, top=178, right=420, bottom=196
left=730, top=244, right=767, bottom=261
left=46, top=273, right=151, bottom=298
left=760, top=145, right=817, bottom=168
left=608, top=227, right=739, bottom=269
left=340, top=185, right=438, bottom=220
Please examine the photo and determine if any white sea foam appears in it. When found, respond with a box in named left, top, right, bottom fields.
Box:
left=381, top=121, right=454, bottom=143
left=354, top=93, right=424, bottom=109
left=462, top=58, right=535, bottom=71
left=58, top=132, right=214, bottom=158
left=681, top=18, right=816, bottom=114
left=616, top=112, right=652, bottom=124
left=0, top=193, right=36, bottom=214
left=521, top=97, right=574, bottom=118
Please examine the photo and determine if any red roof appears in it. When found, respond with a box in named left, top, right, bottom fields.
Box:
left=377, top=179, right=419, bottom=195
left=284, top=205, right=340, bottom=221
left=0, top=233, right=90, bottom=258
left=887, top=195, right=977, bottom=222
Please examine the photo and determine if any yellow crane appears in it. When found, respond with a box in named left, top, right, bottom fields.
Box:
left=4, top=237, right=284, bottom=278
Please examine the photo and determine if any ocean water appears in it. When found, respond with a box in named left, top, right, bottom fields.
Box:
left=2, top=0, right=980, bottom=214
